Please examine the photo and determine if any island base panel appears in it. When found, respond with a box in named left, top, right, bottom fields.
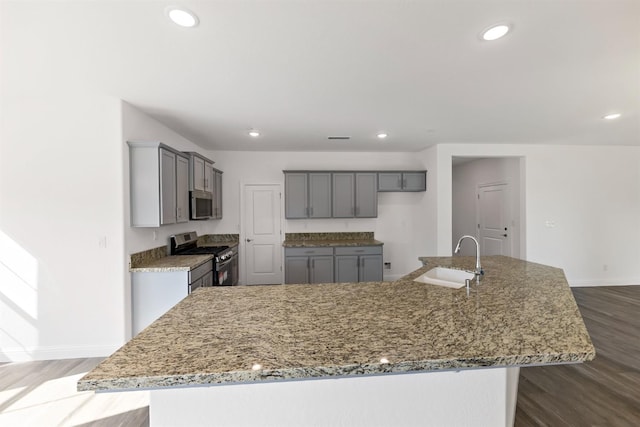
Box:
left=149, top=367, right=519, bottom=427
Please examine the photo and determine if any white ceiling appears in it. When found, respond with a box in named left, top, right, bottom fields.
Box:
left=3, top=0, right=639, bottom=152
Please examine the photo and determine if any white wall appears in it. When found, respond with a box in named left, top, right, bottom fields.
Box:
left=210, top=151, right=432, bottom=282
left=452, top=157, right=522, bottom=258
left=0, top=93, right=126, bottom=361
left=432, top=144, right=640, bottom=286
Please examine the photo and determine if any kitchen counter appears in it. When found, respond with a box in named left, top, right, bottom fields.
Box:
left=80, top=255, right=594, bottom=391
left=129, top=254, right=213, bottom=273
left=282, top=231, right=383, bottom=247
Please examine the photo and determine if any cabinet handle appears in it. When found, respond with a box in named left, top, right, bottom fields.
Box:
left=402, top=178, right=406, bottom=188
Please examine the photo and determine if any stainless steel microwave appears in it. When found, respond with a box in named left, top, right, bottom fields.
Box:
left=190, top=190, right=213, bottom=220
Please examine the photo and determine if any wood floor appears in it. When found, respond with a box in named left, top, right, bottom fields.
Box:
left=515, top=286, right=640, bottom=426
left=0, top=286, right=638, bottom=426
left=0, top=358, right=149, bottom=426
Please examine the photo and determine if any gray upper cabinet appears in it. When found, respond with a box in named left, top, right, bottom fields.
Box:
left=285, top=172, right=332, bottom=219
left=308, top=173, right=332, bottom=218
left=175, top=154, right=190, bottom=223
left=285, top=173, right=308, bottom=219
left=355, top=173, right=378, bottom=217
left=332, top=173, right=355, bottom=217
left=185, top=152, right=215, bottom=193
left=204, top=162, right=215, bottom=193
left=159, top=148, right=177, bottom=225
left=128, top=141, right=190, bottom=227
left=378, top=171, right=426, bottom=192
left=212, top=169, right=223, bottom=219
left=333, top=173, right=377, bottom=218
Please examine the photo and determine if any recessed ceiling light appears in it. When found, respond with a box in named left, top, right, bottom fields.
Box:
left=481, top=24, right=510, bottom=41
left=377, top=133, right=388, bottom=139
left=165, top=6, right=199, bottom=28
left=248, top=130, right=260, bottom=137
left=603, top=113, right=621, bottom=120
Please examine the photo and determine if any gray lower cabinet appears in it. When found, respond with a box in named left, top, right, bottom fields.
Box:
left=334, top=246, right=383, bottom=283
left=332, top=172, right=378, bottom=218
left=378, top=171, right=426, bottom=192
left=284, top=247, right=334, bottom=284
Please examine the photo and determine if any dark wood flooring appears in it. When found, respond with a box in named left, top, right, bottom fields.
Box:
left=515, top=286, right=640, bottom=426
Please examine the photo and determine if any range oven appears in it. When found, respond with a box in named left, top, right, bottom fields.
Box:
left=170, top=231, right=238, bottom=286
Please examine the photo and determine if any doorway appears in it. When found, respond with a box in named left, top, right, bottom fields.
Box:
left=452, top=157, right=524, bottom=259
left=242, top=184, right=283, bottom=285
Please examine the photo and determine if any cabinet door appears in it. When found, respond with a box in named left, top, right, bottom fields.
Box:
left=214, top=170, right=223, bottom=219
left=332, top=173, right=355, bottom=218
left=402, top=172, right=426, bottom=191
left=355, top=173, right=377, bottom=217
left=285, top=257, right=309, bottom=284
left=359, top=255, right=383, bottom=282
left=204, top=162, right=214, bottom=193
left=334, top=255, right=359, bottom=283
left=159, top=148, right=177, bottom=225
left=377, top=172, right=403, bottom=191
left=285, top=173, right=308, bottom=219
left=309, top=173, right=332, bottom=218
left=176, top=154, right=190, bottom=223
left=193, top=156, right=206, bottom=191
left=310, top=256, right=334, bottom=284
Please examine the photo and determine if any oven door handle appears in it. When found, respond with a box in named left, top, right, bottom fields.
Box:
left=217, top=256, right=235, bottom=268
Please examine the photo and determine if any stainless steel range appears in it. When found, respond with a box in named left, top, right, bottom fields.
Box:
left=170, top=231, right=238, bottom=286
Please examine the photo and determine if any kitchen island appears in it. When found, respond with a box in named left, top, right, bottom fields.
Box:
left=79, top=256, right=594, bottom=426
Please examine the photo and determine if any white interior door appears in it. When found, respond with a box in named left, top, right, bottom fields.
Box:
left=243, top=184, right=283, bottom=285
left=477, top=183, right=511, bottom=256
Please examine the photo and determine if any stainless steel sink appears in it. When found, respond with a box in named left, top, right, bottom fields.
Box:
left=413, top=267, right=475, bottom=289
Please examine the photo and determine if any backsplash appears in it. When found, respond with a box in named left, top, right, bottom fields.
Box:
left=285, top=232, right=374, bottom=241
left=198, top=234, right=239, bottom=244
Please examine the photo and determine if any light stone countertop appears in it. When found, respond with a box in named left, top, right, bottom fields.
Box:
left=129, top=254, right=214, bottom=273
left=79, top=255, right=595, bottom=391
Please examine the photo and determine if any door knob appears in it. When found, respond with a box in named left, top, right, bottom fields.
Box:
left=246, top=238, right=253, bottom=242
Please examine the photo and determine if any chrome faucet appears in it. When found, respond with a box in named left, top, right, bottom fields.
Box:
left=454, top=235, right=483, bottom=281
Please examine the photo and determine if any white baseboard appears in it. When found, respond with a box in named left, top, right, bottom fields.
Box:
left=0, top=344, right=122, bottom=362
left=569, top=278, right=640, bottom=287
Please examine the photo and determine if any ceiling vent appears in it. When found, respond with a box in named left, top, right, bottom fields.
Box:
left=327, top=136, right=351, bottom=140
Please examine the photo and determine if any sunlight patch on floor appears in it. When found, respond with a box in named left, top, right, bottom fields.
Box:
left=0, top=371, right=149, bottom=426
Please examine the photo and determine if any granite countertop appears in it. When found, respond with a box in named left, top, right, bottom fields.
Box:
left=80, top=255, right=595, bottom=391
left=129, top=255, right=213, bottom=273
left=282, top=231, right=383, bottom=247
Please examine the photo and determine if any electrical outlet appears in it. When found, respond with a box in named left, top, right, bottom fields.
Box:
left=384, top=262, right=391, bottom=270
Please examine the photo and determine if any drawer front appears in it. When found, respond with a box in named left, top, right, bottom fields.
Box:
left=285, top=247, right=334, bottom=256
left=334, top=246, right=382, bottom=256
left=189, top=260, right=213, bottom=283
